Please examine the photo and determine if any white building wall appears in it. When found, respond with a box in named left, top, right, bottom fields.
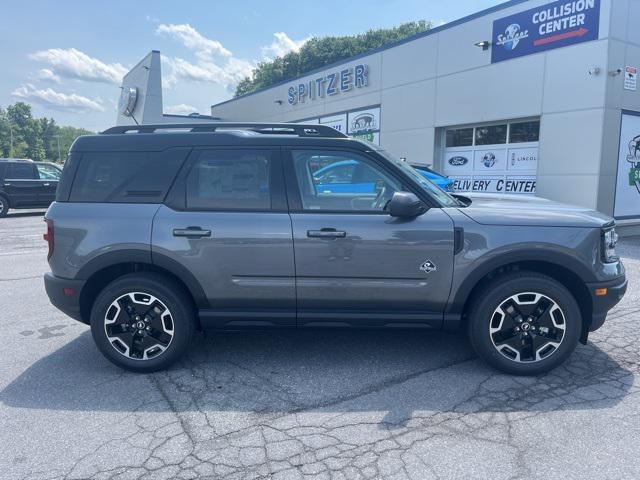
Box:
left=211, top=0, right=635, bottom=214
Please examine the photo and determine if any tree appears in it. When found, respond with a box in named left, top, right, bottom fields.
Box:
left=0, top=102, right=94, bottom=162
left=235, top=20, right=431, bottom=97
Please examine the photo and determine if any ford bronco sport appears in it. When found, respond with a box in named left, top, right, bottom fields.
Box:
left=44, top=123, right=627, bottom=375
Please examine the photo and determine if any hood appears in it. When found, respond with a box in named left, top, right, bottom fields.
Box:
left=455, top=193, right=613, bottom=228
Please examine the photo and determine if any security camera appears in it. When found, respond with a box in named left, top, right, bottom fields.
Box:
left=588, top=67, right=601, bottom=76
left=609, top=68, right=623, bottom=76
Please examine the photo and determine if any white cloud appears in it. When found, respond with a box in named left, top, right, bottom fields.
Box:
left=12, top=84, right=104, bottom=113
left=33, top=68, right=61, bottom=84
left=261, top=32, right=310, bottom=59
left=156, top=23, right=231, bottom=60
left=165, top=103, right=199, bottom=115
left=158, top=25, right=307, bottom=92
left=29, top=48, right=127, bottom=85
left=163, top=56, right=254, bottom=92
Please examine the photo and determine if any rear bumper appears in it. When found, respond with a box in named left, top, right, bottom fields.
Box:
left=586, top=275, right=627, bottom=332
left=44, top=272, right=87, bottom=323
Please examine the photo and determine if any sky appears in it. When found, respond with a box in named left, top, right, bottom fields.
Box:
left=0, top=0, right=503, bottom=132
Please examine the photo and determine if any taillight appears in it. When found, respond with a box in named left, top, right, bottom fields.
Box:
left=43, top=219, right=54, bottom=260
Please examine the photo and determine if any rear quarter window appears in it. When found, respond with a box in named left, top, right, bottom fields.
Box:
left=5, top=163, right=37, bottom=179
left=69, top=149, right=189, bottom=203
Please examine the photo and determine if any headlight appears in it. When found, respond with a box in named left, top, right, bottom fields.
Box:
left=602, top=227, right=619, bottom=263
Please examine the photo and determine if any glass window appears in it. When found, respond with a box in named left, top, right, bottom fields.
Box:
left=446, top=128, right=474, bottom=147
left=292, top=150, right=401, bottom=212
left=377, top=150, right=459, bottom=208
left=70, top=151, right=186, bottom=203
left=5, top=163, right=37, bottom=180
left=37, top=164, right=62, bottom=180
left=475, top=124, right=507, bottom=145
left=509, top=121, right=540, bottom=143
left=186, top=150, right=271, bottom=210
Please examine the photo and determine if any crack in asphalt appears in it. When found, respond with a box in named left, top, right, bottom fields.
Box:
left=1, top=227, right=639, bottom=480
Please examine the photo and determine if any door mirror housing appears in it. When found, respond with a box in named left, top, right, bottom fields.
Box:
left=388, top=192, right=427, bottom=218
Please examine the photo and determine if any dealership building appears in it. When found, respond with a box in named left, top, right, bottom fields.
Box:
left=118, top=0, right=640, bottom=224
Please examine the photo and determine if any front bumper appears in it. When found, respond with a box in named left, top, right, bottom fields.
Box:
left=586, top=275, right=628, bottom=332
left=44, top=272, right=87, bottom=323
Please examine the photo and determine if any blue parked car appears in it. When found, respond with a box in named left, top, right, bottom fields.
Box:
left=410, top=164, right=454, bottom=192
left=313, top=159, right=454, bottom=193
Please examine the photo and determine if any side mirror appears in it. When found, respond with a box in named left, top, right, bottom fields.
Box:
left=388, top=191, right=427, bottom=218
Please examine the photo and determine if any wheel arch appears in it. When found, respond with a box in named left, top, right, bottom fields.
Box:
left=77, top=250, right=208, bottom=327
left=448, top=249, right=594, bottom=341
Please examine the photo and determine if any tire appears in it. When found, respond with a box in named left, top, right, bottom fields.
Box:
left=90, top=272, right=195, bottom=373
left=0, top=196, right=9, bottom=218
left=467, top=271, right=581, bottom=376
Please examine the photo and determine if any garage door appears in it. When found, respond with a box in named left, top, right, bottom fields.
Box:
left=441, top=119, right=539, bottom=195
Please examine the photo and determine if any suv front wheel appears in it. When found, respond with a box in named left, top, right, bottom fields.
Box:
left=467, top=272, right=581, bottom=375
left=90, top=272, right=195, bottom=372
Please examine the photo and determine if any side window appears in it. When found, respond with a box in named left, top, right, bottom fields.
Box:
left=292, top=150, right=401, bottom=212
left=37, top=164, right=62, bottom=180
left=6, top=163, right=37, bottom=180
left=186, top=149, right=271, bottom=211
left=69, top=150, right=186, bottom=203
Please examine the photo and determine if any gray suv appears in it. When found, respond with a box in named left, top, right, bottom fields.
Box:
left=44, top=123, right=627, bottom=375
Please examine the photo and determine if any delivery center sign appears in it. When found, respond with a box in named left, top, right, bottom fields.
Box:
left=491, top=0, right=600, bottom=64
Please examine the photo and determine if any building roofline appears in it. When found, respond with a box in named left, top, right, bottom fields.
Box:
left=211, top=0, right=530, bottom=109
left=162, top=113, right=220, bottom=120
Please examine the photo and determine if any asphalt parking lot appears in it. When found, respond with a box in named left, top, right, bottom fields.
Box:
left=0, top=210, right=638, bottom=480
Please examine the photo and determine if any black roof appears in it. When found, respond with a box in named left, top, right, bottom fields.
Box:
left=72, top=123, right=368, bottom=153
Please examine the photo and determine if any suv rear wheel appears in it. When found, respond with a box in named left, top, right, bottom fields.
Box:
left=0, top=196, right=9, bottom=218
left=467, top=272, right=581, bottom=375
left=90, top=272, right=195, bottom=372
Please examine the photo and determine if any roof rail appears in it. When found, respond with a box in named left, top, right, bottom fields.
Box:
left=101, top=122, right=348, bottom=138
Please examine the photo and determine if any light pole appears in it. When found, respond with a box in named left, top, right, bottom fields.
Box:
left=8, top=123, right=13, bottom=157
left=54, top=135, right=61, bottom=163
left=44, top=134, right=62, bottom=163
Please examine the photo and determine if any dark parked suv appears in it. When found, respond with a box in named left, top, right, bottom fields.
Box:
left=0, top=159, right=60, bottom=217
left=44, top=123, right=627, bottom=374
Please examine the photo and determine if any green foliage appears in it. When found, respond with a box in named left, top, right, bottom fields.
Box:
left=0, top=102, right=94, bottom=163
left=235, top=20, right=431, bottom=97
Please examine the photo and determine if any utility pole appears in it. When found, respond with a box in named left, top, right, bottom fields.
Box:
left=44, top=134, right=62, bottom=163
left=9, top=123, right=13, bottom=157
left=55, top=135, right=61, bottom=163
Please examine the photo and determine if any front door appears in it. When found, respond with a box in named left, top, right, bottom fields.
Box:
left=286, top=148, right=455, bottom=328
left=152, top=147, right=296, bottom=327
left=35, top=163, right=61, bottom=204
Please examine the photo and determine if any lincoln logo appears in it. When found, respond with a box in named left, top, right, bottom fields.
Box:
left=448, top=156, right=469, bottom=166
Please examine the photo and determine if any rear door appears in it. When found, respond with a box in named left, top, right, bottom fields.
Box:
left=2, top=163, right=41, bottom=206
left=152, top=147, right=296, bottom=327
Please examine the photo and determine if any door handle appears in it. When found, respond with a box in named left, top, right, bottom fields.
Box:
left=307, top=228, right=347, bottom=239
left=43, top=183, right=50, bottom=187
left=173, top=227, right=212, bottom=238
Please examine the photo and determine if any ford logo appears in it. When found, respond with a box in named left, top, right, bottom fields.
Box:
left=448, top=156, right=469, bottom=166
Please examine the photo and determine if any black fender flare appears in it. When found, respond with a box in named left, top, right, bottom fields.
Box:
left=76, top=248, right=209, bottom=309
left=447, top=247, right=596, bottom=315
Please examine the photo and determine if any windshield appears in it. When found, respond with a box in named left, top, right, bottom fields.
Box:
left=376, top=149, right=459, bottom=207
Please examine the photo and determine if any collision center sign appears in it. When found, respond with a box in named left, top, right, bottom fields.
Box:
left=491, top=0, right=600, bottom=64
